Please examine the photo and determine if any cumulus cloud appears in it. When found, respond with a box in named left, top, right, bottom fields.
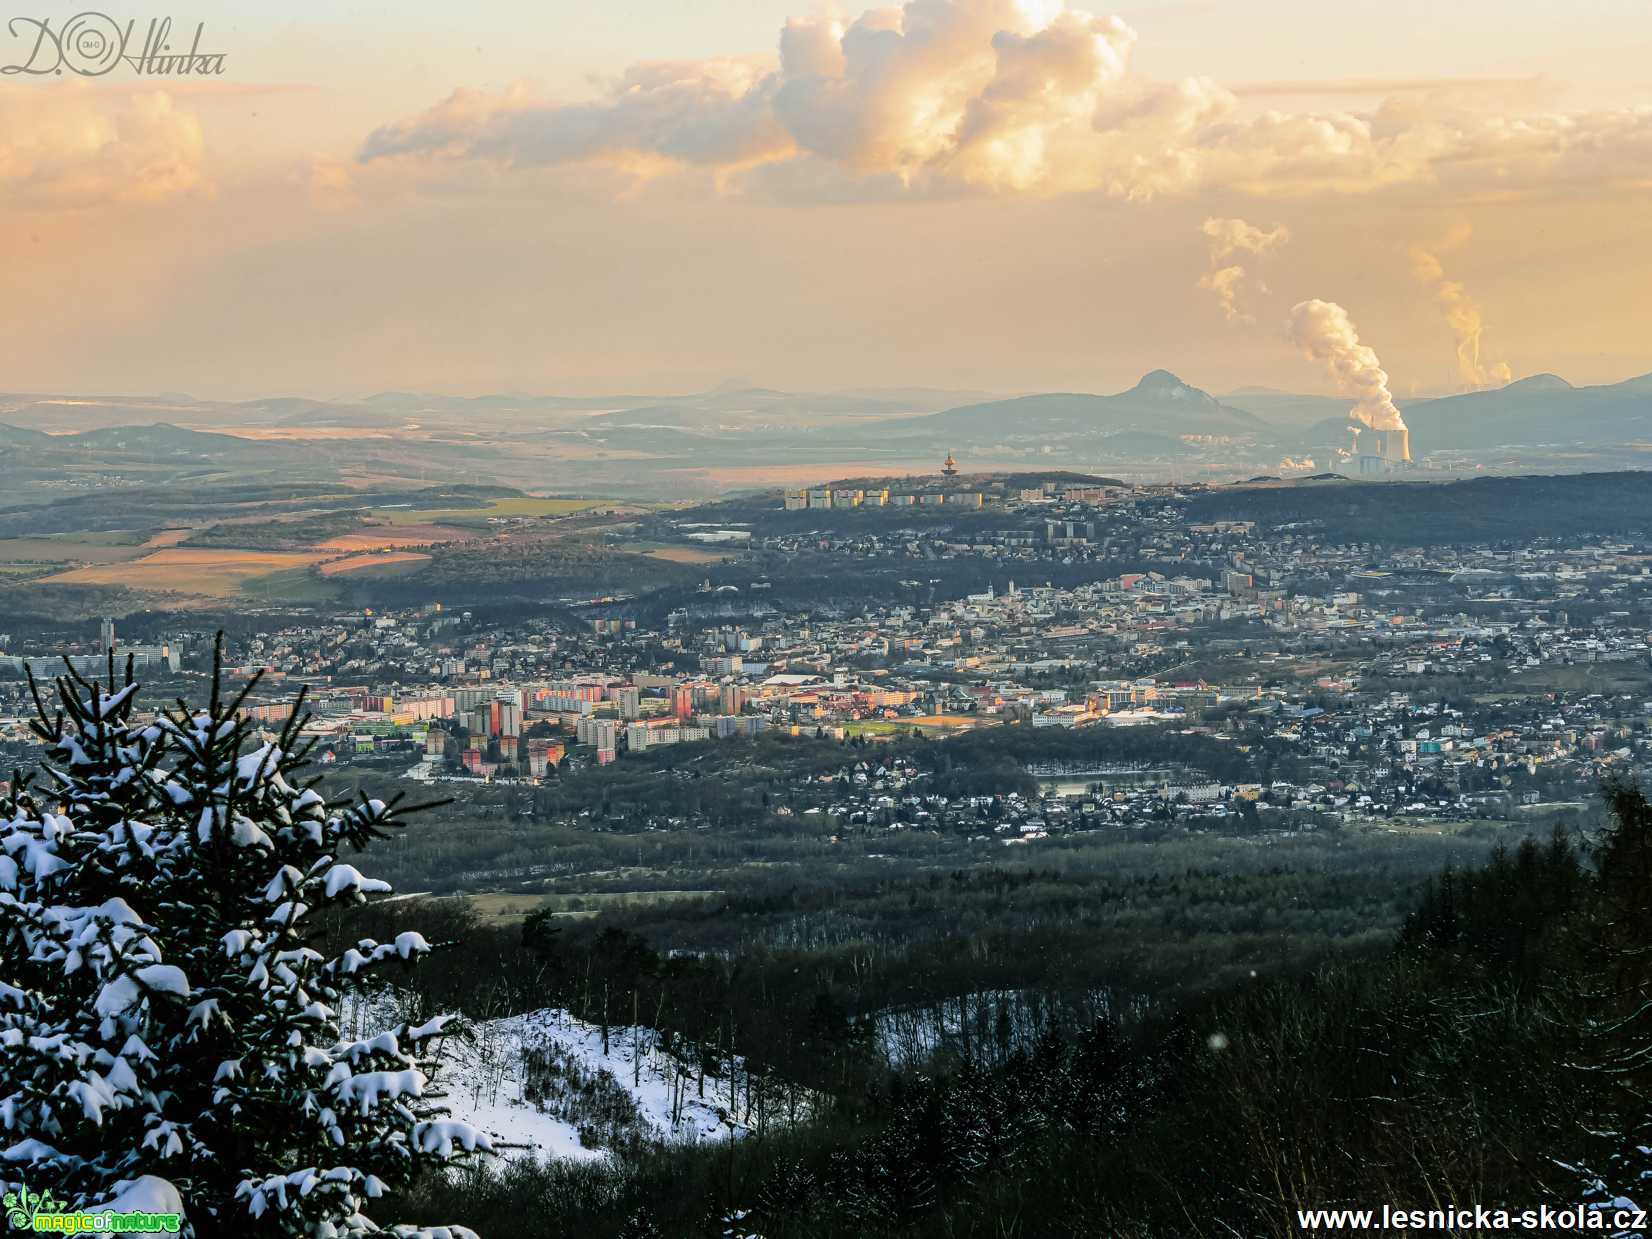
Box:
left=1408, top=227, right=1512, bottom=389
left=1203, top=217, right=1290, bottom=261
left=1197, top=216, right=1289, bottom=320
left=1288, top=299, right=1406, bottom=433
left=0, top=85, right=207, bottom=208
left=362, top=63, right=792, bottom=178
left=359, top=0, right=1652, bottom=204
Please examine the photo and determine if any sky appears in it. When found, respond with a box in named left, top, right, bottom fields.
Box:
left=1, top=0, right=1649, bottom=401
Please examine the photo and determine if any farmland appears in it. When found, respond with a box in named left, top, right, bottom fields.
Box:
left=44, top=548, right=334, bottom=597
left=318, top=551, right=433, bottom=576
left=378, top=497, right=607, bottom=525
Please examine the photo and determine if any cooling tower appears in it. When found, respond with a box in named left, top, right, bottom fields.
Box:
left=1378, top=426, right=1411, bottom=463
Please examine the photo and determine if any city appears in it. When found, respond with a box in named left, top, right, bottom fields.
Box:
left=4, top=0, right=1652, bottom=1235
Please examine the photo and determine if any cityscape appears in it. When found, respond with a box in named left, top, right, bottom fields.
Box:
left=3, top=1, right=1652, bottom=1237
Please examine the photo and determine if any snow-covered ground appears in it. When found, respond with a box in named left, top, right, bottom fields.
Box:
left=431, top=1008, right=745, bottom=1160
left=343, top=990, right=805, bottom=1163
left=868, top=987, right=1149, bottom=1070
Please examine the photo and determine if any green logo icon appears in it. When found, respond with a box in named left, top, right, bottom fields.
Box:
left=4, top=1184, right=65, bottom=1231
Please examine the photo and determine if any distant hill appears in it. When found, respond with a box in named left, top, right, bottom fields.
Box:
left=1221, top=388, right=1352, bottom=428
left=1230, top=370, right=1652, bottom=454
left=1403, top=372, right=1652, bottom=451
left=0, top=423, right=54, bottom=448
left=0, top=422, right=315, bottom=490
left=70, top=423, right=260, bottom=454
left=1184, top=470, right=1652, bottom=545
left=915, top=371, right=1263, bottom=441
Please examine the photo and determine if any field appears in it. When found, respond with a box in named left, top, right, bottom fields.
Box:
left=209, top=427, right=397, bottom=441
left=45, top=548, right=333, bottom=597
left=378, top=497, right=605, bottom=525
left=318, top=551, right=433, bottom=576
left=316, top=523, right=469, bottom=550
left=0, top=537, right=150, bottom=565
left=1502, top=662, right=1652, bottom=696
left=842, top=715, right=991, bottom=738
left=640, top=545, right=734, bottom=564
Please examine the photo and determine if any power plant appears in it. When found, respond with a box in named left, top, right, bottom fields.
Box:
left=1342, top=424, right=1411, bottom=476
left=1288, top=300, right=1413, bottom=478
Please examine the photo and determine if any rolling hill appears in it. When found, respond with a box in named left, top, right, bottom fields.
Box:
left=909, top=371, right=1265, bottom=442
left=1402, top=372, right=1652, bottom=452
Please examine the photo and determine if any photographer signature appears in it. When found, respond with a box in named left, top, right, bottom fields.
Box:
left=2, top=12, right=227, bottom=77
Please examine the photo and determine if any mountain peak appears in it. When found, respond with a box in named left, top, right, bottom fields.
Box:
left=1125, top=369, right=1221, bottom=407
left=1504, top=373, right=1572, bottom=392
left=1133, top=369, right=1191, bottom=393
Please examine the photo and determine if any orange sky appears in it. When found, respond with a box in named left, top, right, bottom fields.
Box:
left=2, top=0, right=1648, bottom=401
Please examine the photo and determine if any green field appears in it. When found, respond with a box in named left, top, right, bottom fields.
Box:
left=378, top=497, right=605, bottom=525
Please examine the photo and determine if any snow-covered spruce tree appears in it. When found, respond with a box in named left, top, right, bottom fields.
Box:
left=1572, top=781, right=1652, bottom=1228
left=0, top=646, right=491, bottom=1236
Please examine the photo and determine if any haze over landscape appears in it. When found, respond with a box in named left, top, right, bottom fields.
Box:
left=9, top=5, right=1652, bottom=1239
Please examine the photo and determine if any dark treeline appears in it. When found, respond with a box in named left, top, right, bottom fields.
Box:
left=613, top=554, right=1218, bottom=628
left=325, top=829, right=1493, bottom=1101
left=1182, top=470, right=1652, bottom=547
left=933, top=725, right=1256, bottom=791
left=517, top=723, right=1258, bottom=830
left=393, top=786, right=1652, bottom=1237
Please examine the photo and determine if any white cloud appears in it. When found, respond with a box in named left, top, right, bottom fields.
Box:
left=0, top=85, right=208, bottom=208
left=359, top=0, right=1652, bottom=205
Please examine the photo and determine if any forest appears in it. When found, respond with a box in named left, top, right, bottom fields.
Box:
left=1181, top=471, right=1652, bottom=546
left=388, top=794, right=1651, bottom=1237
left=6, top=597, right=1645, bottom=1239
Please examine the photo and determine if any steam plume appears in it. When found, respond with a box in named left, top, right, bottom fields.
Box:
left=1287, top=299, right=1406, bottom=433
left=1198, top=265, right=1248, bottom=320
left=1197, top=217, right=1288, bottom=320
left=1409, top=242, right=1511, bottom=388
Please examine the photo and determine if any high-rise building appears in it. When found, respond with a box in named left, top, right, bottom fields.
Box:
left=99, top=617, right=115, bottom=653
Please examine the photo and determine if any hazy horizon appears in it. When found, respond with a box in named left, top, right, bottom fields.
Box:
left=3, top=0, right=1649, bottom=401
left=5, top=362, right=1647, bottom=411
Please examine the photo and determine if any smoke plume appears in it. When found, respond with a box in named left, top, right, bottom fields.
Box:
left=1197, top=217, right=1289, bottom=320
left=1409, top=240, right=1511, bottom=388
left=1287, top=299, right=1406, bottom=433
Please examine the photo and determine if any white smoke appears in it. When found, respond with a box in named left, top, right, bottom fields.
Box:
left=1197, top=217, right=1289, bottom=321
left=1287, top=299, right=1407, bottom=433
left=1198, top=264, right=1249, bottom=321
left=1408, top=233, right=1511, bottom=389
